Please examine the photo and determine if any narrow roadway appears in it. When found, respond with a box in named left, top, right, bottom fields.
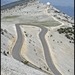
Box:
left=12, top=24, right=61, bottom=75
left=12, top=24, right=24, bottom=61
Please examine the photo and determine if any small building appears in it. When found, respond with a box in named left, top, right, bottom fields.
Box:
left=46, top=2, right=50, bottom=7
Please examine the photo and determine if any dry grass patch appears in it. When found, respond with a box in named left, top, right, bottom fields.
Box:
left=3, top=15, right=19, bottom=19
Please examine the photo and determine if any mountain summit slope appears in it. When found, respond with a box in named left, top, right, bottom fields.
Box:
left=1, top=0, right=74, bottom=75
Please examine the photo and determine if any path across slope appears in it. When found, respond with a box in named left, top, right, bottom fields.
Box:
left=12, top=24, right=61, bottom=75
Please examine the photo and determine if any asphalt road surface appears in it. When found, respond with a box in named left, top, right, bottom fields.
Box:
left=12, top=24, right=61, bottom=75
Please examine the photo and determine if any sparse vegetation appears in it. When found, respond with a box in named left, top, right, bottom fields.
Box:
left=34, top=49, right=36, bottom=51
left=44, top=66, right=45, bottom=68
left=54, top=15, right=57, bottom=17
left=33, top=20, right=61, bottom=27
left=30, top=35, right=32, bottom=37
left=23, top=60, right=29, bottom=64
left=50, top=35, right=53, bottom=37
left=37, top=6, right=39, bottom=8
left=68, top=70, right=70, bottom=72
left=57, top=27, right=74, bottom=34
left=25, top=34, right=28, bottom=37
left=57, top=27, right=74, bottom=42
left=47, top=68, right=49, bottom=71
left=4, top=29, right=7, bottom=33
left=3, top=51, right=7, bottom=56
left=3, top=15, right=19, bottom=19
left=24, top=31, right=26, bottom=33
left=57, top=17, right=61, bottom=19
left=65, top=34, right=70, bottom=39
left=39, top=67, right=42, bottom=70
left=57, top=28, right=65, bottom=34
left=1, top=32, right=4, bottom=35
left=60, top=41, right=62, bottom=43
left=54, top=10, right=60, bottom=13
left=53, top=40, right=55, bottom=41
left=69, top=41, right=71, bottom=43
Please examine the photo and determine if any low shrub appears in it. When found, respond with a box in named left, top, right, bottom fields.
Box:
left=39, top=67, right=42, bottom=69
left=65, top=34, right=70, bottom=39
left=3, top=51, right=7, bottom=56
left=25, top=34, right=28, bottom=37
left=1, top=32, right=4, bottom=35
left=57, top=28, right=64, bottom=34
left=23, top=61, right=29, bottom=64
left=50, top=35, right=53, bottom=37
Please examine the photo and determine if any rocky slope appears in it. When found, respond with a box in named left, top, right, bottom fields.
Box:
left=1, top=0, right=74, bottom=75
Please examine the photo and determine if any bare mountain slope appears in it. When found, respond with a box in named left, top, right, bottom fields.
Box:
left=1, top=0, right=74, bottom=75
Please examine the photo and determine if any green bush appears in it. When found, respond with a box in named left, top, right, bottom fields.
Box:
left=65, top=34, right=70, bottom=39
left=23, top=61, right=29, bottom=64
left=25, top=34, right=28, bottom=37
left=57, top=28, right=64, bottom=34
left=70, top=31, right=74, bottom=34
left=47, top=68, right=49, bottom=71
left=50, top=35, right=53, bottom=37
left=4, top=29, right=7, bottom=33
left=3, top=51, right=7, bottom=56
left=69, top=41, right=71, bottom=43
left=57, top=27, right=74, bottom=40
left=64, top=30, right=67, bottom=33
left=39, top=67, right=42, bottom=69
left=70, top=37, right=74, bottom=40
left=1, top=32, right=4, bottom=35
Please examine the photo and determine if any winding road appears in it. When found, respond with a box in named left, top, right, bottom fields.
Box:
left=12, top=23, right=61, bottom=75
